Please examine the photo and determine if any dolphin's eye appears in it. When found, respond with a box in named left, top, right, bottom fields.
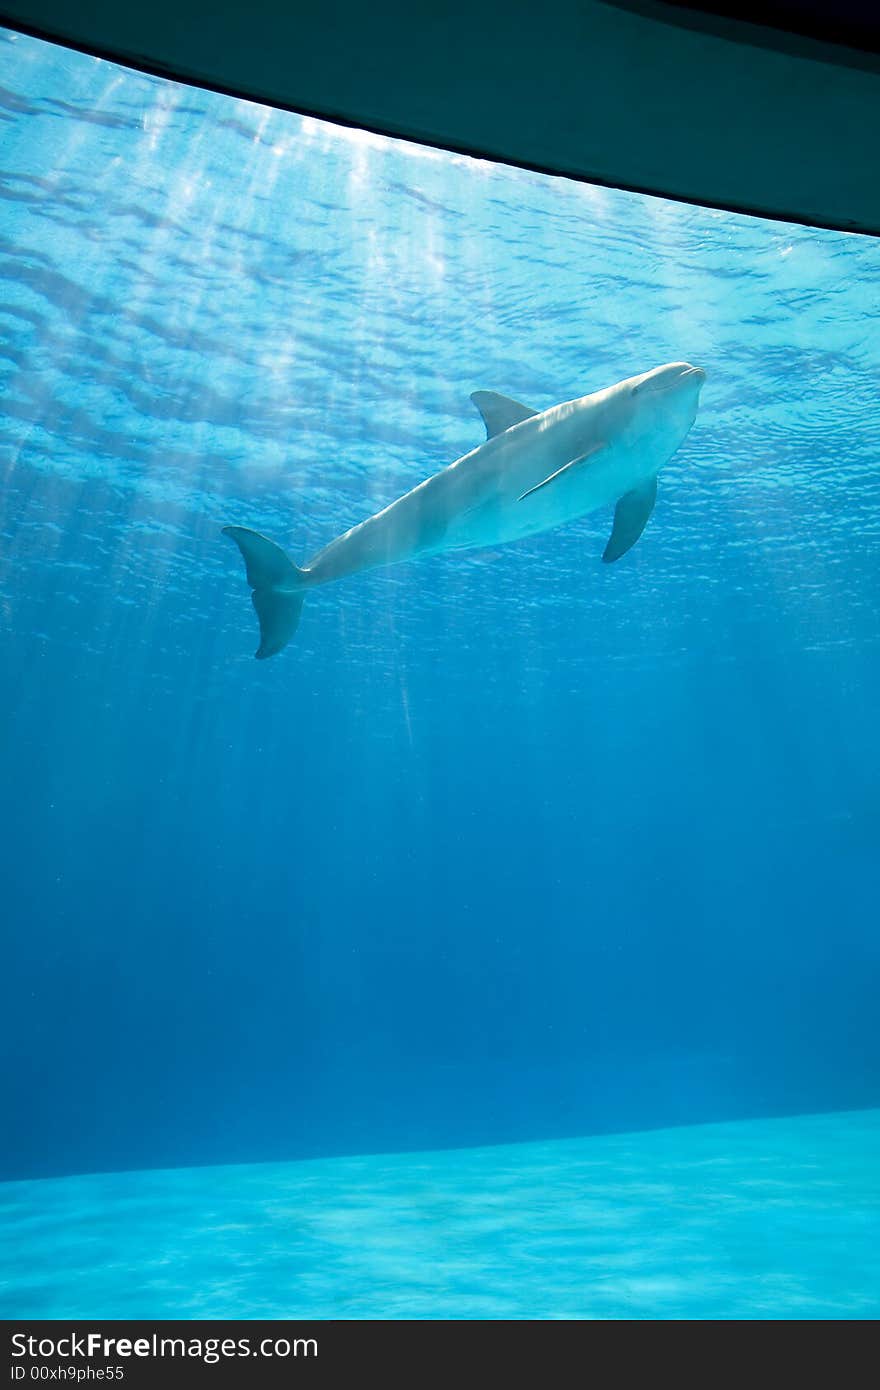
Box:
left=630, top=385, right=640, bottom=397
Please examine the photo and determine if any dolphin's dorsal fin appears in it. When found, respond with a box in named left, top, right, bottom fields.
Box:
left=517, top=443, right=605, bottom=502
left=602, top=477, right=658, bottom=563
left=471, top=390, right=538, bottom=439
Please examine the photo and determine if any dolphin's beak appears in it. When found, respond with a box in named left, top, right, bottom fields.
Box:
left=681, top=366, right=706, bottom=382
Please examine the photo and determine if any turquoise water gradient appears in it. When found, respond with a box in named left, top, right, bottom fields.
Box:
left=2, top=1112, right=879, bottom=1319
left=2, top=27, right=880, bottom=1319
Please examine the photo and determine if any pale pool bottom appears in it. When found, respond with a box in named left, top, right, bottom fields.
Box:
left=1, top=1110, right=878, bottom=1319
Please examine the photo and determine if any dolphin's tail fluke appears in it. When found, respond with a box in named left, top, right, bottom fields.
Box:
left=222, top=525, right=308, bottom=660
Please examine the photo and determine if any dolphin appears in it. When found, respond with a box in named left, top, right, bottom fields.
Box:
left=223, top=361, right=705, bottom=658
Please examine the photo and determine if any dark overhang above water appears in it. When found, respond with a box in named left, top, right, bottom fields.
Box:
left=1, top=0, right=879, bottom=235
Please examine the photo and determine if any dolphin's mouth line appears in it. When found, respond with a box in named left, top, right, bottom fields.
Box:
left=636, top=366, right=705, bottom=398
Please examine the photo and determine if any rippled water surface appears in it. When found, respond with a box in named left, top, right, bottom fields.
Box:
left=1, top=27, right=879, bottom=1317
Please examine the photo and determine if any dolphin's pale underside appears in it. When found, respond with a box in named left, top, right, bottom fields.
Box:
left=224, top=361, right=705, bottom=658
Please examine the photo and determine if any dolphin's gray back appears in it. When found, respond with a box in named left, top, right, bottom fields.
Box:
left=304, top=403, right=595, bottom=583
left=305, top=430, right=521, bottom=583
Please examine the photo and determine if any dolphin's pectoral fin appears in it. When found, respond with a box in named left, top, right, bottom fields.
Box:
left=517, top=443, right=605, bottom=502
left=471, top=390, right=538, bottom=439
left=602, top=477, right=658, bottom=563
left=223, top=525, right=308, bottom=659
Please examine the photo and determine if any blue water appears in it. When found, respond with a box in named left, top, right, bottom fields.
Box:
left=1, top=27, right=879, bottom=1318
